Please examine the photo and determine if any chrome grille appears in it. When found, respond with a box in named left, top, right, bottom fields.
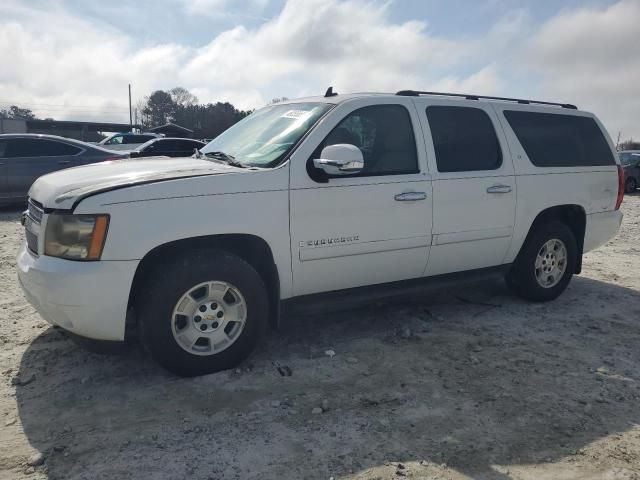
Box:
left=25, top=228, right=38, bottom=254
left=27, top=199, right=44, bottom=223
left=25, top=198, right=43, bottom=255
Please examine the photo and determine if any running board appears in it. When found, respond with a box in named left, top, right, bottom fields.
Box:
left=281, top=265, right=510, bottom=318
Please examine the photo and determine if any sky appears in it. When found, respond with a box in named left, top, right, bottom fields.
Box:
left=1, top=0, right=639, bottom=140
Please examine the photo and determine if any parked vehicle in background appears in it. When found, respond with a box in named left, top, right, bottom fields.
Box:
left=98, top=132, right=162, bottom=151
left=18, top=90, right=623, bottom=376
left=128, top=138, right=206, bottom=159
left=0, top=134, right=126, bottom=206
left=620, top=150, right=640, bottom=193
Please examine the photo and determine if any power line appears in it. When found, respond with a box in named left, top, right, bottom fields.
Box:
left=0, top=100, right=130, bottom=111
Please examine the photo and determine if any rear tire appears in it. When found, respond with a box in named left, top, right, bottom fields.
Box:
left=625, top=177, right=637, bottom=194
left=507, top=221, right=577, bottom=302
left=137, top=249, right=269, bottom=376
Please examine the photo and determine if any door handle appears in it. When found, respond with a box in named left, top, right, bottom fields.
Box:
left=394, top=192, right=427, bottom=201
left=486, top=185, right=512, bottom=194
left=57, top=160, right=71, bottom=165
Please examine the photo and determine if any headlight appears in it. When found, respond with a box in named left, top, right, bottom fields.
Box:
left=45, top=214, right=110, bottom=261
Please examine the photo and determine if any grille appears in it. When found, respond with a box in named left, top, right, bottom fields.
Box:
left=27, top=199, right=44, bottom=223
left=25, top=228, right=38, bottom=254
left=25, top=198, right=43, bottom=255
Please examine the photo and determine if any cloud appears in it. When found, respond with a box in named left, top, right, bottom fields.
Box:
left=527, top=0, right=640, bottom=139
left=0, top=0, right=638, bottom=140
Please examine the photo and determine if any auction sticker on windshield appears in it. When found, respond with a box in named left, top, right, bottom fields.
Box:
left=281, top=110, right=312, bottom=120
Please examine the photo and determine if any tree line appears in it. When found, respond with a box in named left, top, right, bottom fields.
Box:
left=139, top=87, right=252, bottom=139
left=1, top=87, right=252, bottom=140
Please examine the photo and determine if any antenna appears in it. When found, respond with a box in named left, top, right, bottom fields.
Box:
left=324, top=86, right=338, bottom=97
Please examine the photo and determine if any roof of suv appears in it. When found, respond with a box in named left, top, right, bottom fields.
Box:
left=283, top=90, right=578, bottom=110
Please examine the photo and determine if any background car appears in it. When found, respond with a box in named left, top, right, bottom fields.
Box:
left=0, top=134, right=127, bottom=206
left=98, top=132, right=162, bottom=151
left=128, top=137, right=205, bottom=158
left=620, top=150, right=640, bottom=193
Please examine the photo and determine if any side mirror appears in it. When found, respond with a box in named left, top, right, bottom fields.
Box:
left=313, top=144, right=364, bottom=175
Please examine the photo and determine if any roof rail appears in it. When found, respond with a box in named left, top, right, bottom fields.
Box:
left=395, top=90, right=577, bottom=109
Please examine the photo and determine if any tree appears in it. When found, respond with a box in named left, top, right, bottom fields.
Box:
left=0, top=105, right=36, bottom=120
left=170, top=87, right=198, bottom=107
left=141, top=90, right=175, bottom=127
left=619, top=139, right=640, bottom=151
left=139, top=87, right=251, bottom=138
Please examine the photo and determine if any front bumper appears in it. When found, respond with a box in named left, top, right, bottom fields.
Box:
left=17, top=244, right=139, bottom=341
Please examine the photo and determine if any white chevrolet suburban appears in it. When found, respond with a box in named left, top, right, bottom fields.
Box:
left=17, top=90, right=624, bottom=376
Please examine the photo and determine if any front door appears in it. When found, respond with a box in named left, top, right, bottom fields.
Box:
left=289, top=98, right=432, bottom=296
left=5, top=138, right=81, bottom=199
left=414, top=99, right=517, bottom=276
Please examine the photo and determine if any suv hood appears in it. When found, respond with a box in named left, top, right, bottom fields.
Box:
left=30, top=157, right=241, bottom=210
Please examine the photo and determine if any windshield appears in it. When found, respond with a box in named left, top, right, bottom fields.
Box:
left=620, top=152, right=640, bottom=166
left=200, top=102, right=333, bottom=167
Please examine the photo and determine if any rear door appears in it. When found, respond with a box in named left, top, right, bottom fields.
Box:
left=5, top=138, right=82, bottom=198
left=415, top=99, right=517, bottom=276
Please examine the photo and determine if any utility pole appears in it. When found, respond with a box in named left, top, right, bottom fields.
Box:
left=128, top=84, right=133, bottom=130
left=616, top=131, right=621, bottom=150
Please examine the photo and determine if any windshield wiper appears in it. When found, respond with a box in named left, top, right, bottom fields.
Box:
left=198, top=150, right=244, bottom=168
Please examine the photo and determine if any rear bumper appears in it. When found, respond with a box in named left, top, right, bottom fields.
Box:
left=583, top=210, right=623, bottom=253
left=17, top=244, right=138, bottom=341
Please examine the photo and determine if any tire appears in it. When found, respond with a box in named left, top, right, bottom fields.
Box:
left=625, top=177, right=637, bottom=194
left=137, top=249, right=269, bottom=376
left=506, top=221, right=577, bottom=302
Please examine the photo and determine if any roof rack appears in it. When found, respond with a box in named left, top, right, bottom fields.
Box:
left=395, top=90, right=577, bottom=109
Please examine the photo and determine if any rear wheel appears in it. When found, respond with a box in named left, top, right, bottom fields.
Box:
left=507, top=221, right=577, bottom=302
left=137, top=249, right=268, bottom=376
left=625, top=177, right=637, bottom=194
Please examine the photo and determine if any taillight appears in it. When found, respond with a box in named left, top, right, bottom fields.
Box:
left=615, top=165, right=624, bottom=210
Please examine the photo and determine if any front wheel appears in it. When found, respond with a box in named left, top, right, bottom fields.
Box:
left=507, top=221, right=577, bottom=302
left=625, top=177, right=637, bottom=194
left=137, top=249, right=269, bottom=376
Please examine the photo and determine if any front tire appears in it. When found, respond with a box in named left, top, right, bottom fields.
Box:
left=137, top=249, right=268, bottom=376
left=507, top=221, right=577, bottom=302
left=625, top=177, right=637, bottom=194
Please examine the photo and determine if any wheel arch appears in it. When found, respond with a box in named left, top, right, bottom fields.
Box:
left=127, top=234, right=281, bottom=335
left=519, top=205, right=586, bottom=274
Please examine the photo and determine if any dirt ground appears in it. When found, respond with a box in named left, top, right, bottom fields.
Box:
left=1, top=195, right=639, bottom=480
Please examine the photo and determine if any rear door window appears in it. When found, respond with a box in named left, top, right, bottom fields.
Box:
left=426, top=106, right=502, bottom=172
left=504, top=111, right=615, bottom=167
left=4, top=139, right=81, bottom=157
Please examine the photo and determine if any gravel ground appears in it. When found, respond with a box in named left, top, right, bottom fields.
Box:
left=1, top=194, right=639, bottom=480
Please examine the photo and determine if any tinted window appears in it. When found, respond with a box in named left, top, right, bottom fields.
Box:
left=620, top=152, right=640, bottom=166
left=426, top=106, right=502, bottom=172
left=316, top=104, right=418, bottom=176
left=4, top=138, right=81, bottom=158
left=177, top=140, right=203, bottom=151
left=150, top=140, right=178, bottom=152
left=504, top=111, right=615, bottom=167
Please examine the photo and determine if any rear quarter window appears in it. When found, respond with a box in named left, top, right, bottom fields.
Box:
left=504, top=110, right=615, bottom=167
